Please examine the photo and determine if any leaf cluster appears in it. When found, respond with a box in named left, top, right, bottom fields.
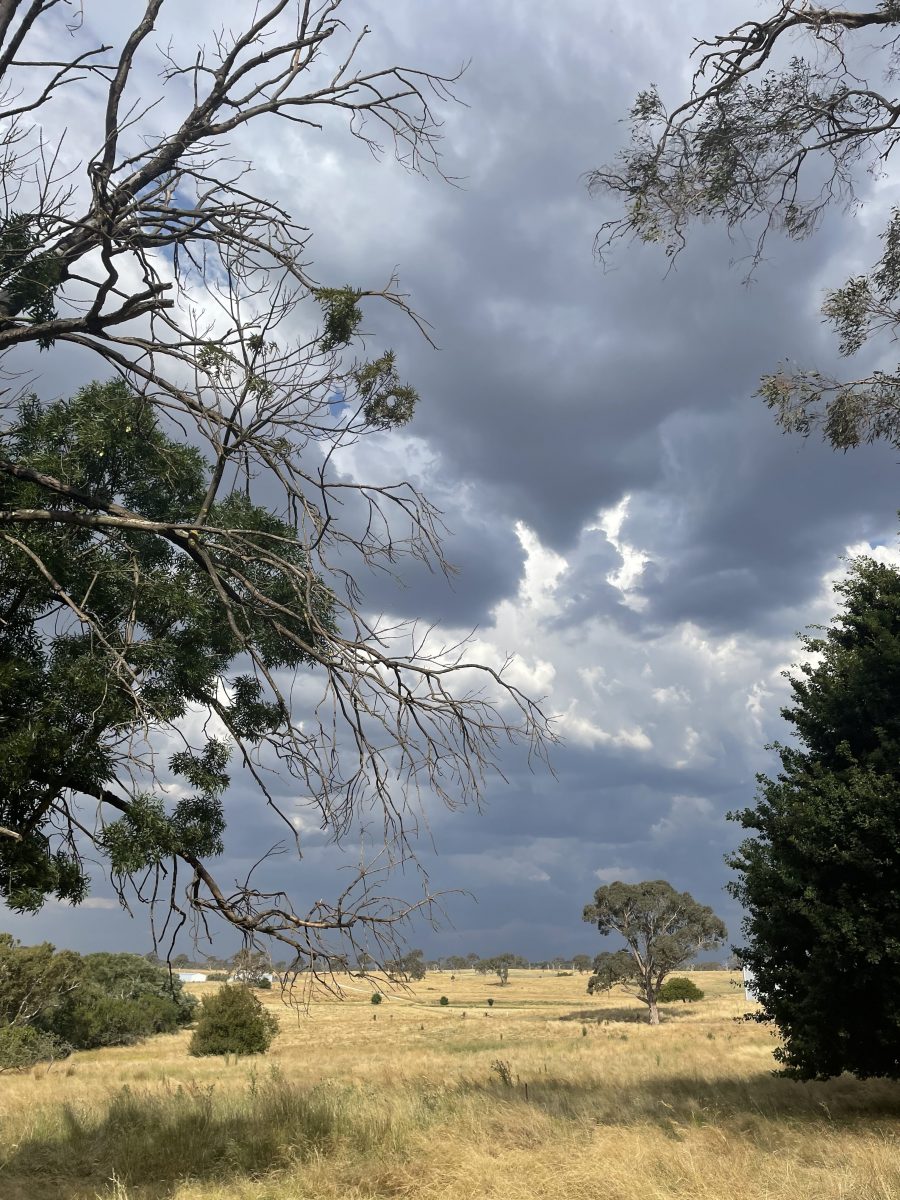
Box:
left=0, top=379, right=336, bottom=909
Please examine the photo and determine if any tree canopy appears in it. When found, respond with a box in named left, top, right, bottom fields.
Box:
left=474, top=953, right=527, bottom=985
left=590, top=2, right=900, bottom=453
left=0, top=934, right=195, bottom=1067
left=583, top=880, right=726, bottom=1024
left=729, top=556, right=900, bottom=1079
left=0, top=1, right=551, bottom=970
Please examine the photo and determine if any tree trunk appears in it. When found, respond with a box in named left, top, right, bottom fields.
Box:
left=648, top=996, right=660, bottom=1025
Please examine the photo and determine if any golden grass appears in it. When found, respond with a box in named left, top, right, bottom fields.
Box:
left=1, top=970, right=899, bottom=1200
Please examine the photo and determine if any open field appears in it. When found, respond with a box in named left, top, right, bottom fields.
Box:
left=2, top=970, right=899, bottom=1200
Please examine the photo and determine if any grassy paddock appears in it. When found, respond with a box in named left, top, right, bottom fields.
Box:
left=1, top=970, right=898, bottom=1199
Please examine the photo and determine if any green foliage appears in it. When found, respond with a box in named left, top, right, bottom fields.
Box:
left=584, top=881, right=726, bottom=1023
left=657, top=977, right=704, bottom=1003
left=592, top=8, right=900, bottom=453
left=206, top=973, right=228, bottom=983
left=474, top=953, right=527, bottom=985
left=586, top=949, right=636, bottom=996
left=0, top=933, right=82, bottom=1028
left=729, top=557, right=900, bottom=1080
left=486, top=997, right=494, bottom=1007
left=0, top=214, right=64, bottom=347
left=387, top=948, right=426, bottom=982
left=0, top=379, right=336, bottom=911
left=0, top=1022, right=70, bottom=1071
left=370, top=993, right=382, bottom=1005
left=48, top=952, right=196, bottom=1049
left=315, top=285, right=363, bottom=352
left=439, top=995, right=449, bottom=1006
left=0, top=937, right=195, bottom=1054
left=353, top=351, right=418, bottom=429
left=189, top=984, right=278, bottom=1056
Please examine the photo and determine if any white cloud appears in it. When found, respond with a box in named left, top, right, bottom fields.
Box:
left=593, top=864, right=642, bottom=884
left=650, top=795, right=716, bottom=841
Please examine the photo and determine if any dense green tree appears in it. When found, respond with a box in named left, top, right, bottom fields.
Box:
left=189, top=984, right=278, bottom=1057
left=0, top=1, right=550, bottom=967
left=48, top=952, right=196, bottom=1049
left=584, top=881, right=726, bottom=1024
left=729, top=557, right=900, bottom=1079
left=0, top=380, right=333, bottom=916
left=657, top=976, right=704, bottom=1003
left=0, top=937, right=195, bottom=1059
left=589, top=2, right=900, bottom=453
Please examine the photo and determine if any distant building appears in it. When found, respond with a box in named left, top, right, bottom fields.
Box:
left=742, top=967, right=758, bottom=1001
left=175, top=971, right=208, bottom=983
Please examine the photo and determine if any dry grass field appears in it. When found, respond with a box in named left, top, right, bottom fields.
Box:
left=2, top=969, right=899, bottom=1200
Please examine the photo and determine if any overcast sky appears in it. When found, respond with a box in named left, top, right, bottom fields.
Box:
left=5, top=0, right=899, bottom=962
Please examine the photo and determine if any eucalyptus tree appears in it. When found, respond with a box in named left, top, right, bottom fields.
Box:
left=0, top=1, right=551, bottom=971
left=590, top=2, right=900, bottom=451
left=584, top=880, right=726, bottom=1024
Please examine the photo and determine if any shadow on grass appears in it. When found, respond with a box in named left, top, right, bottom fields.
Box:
left=474, top=1067, right=900, bottom=1129
left=1, top=1070, right=376, bottom=1200
left=558, top=1006, right=695, bottom=1024
left=5, top=1061, right=900, bottom=1198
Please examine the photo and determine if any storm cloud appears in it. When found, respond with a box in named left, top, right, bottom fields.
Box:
left=5, top=0, right=898, bottom=962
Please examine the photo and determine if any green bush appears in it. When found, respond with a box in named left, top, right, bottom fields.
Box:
left=189, top=984, right=278, bottom=1056
left=487, top=997, right=494, bottom=1007
left=48, top=953, right=196, bottom=1049
left=658, top=976, right=704, bottom=1003
left=439, top=995, right=449, bottom=1006
left=206, top=972, right=229, bottom=982
left=254, top=976, right=272, bottom=990
left=0, top=1024, right=71, bottom=1071
left=370, top=992, right=383, bottom=1005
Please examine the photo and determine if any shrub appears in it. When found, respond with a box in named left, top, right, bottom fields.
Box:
left=49, top=953, right=196, bottom=1049
left=439, top=995, right=449, bottom=1006
left=189, top=984, right=278, bottom=1056
left=254, top=976, right=272, bottom=990
left=487, top=997, right=494, bottom=1007
left=658, top=976, right=704, bottom=1003
left=0, top=1024, right=71, bottom=1072
left=206, top=972, right=229, bottom=982
left=370, top=993, right=383, bottom=1005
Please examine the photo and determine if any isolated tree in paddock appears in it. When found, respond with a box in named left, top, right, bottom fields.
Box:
left=583, top=881, right=726, bottom=1025
left=729, top=557, right=900, bottom=1080
left=589, top=2, right=900, bottom=452
left=657, top=976, right=704, bottom=1003
left=386, top=947, right=426, bottom=982
left=572, top=954, right=592, bottom=974
left=475, top=953, right=526, bottom=985
left=0, top=1, right=550, bottom=970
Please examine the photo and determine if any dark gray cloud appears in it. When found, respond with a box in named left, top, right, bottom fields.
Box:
left=5, top=0, right=898, bottom=963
